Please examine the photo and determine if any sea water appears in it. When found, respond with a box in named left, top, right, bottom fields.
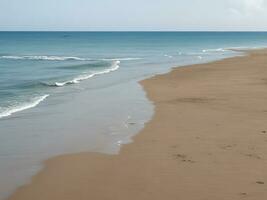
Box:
left=0, top=32, right=267, bottom=199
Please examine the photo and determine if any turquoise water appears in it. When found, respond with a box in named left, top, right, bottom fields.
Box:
left=0, top=32, right=267, bottom=199
left=1, top=32, right=267, bottom=118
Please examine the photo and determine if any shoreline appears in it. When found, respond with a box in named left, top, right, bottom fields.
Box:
left=8, top=49, right=267, bottom=200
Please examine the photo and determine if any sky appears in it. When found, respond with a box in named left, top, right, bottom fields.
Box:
left=0, top=0, right=267, bottom=31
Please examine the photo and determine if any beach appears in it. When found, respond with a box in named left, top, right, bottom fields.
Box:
left=7, top=49, right=267, bottom=200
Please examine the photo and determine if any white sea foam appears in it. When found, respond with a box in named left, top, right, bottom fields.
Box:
left=201, top=46, right=265, bottom=54
left=224, top=46, right=262, bottom=51
left=0, top=56, right=23, bottom=60
left=0, top=55, right=90, bottom=61
left=0, top=95, right=49, bottom=119
left=178, top=51, right=209, bottom=56
left=202, top=48, right=228, bottom=53
left=0, top=55, right=142, bottom=62
left=164, top=54, right=173, bottom=58
left=52, top=61, right=120, bottom=87
left=102, top=57, right=142, bottom=61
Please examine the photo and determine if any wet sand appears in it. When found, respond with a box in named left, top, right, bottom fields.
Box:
left=8, top=49, right=267, bottom=200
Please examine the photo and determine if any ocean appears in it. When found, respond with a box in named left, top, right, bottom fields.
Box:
left=0, top=32, right=267, bottom=199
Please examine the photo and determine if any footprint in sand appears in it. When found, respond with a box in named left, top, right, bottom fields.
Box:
left=244, top=153, right=261, bottom=160
left=220, top=144, right=236, bottom=150
left=173, top=154, right=196, bottom=163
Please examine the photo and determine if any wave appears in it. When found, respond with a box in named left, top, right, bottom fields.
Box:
left=202, top=48, right=227, bottom=53
left=178, top=47, right=243, bottom=56
left=0, top=55, right=90, bottom=61
left=224, top=46, right=264, bottom=51
left=0, top=55, right=142, bottom=62
left=164, top=54, right=173, bottom=58
left=47, top=60, right=120, bottom=87
left=101, top=57, right=142, bottom=61
left=177, top=52, right=211, bottom=57
left=58, top=61, right=111, bottom=70
left=201, top=46, right=263, bottom=53
left=0, top=95, right=49, bottom=119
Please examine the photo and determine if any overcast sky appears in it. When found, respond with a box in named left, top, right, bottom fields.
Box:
left=0, top=0, right=266, bottom=31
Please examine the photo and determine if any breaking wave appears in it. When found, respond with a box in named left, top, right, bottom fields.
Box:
left=0, top=55, right=142, bottom=62
left=202, top=48, right=227, bottom=53
left=0, top=55, right=90, bottom=61
left=47, top=60, right=120, bottom=87
left=0, top=95, right=49, bottom=119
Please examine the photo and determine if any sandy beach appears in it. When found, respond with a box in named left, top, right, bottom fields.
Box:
left=8, top=49, right=267, bottom=200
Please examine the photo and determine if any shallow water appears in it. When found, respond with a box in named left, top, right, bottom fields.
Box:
left=0, top=32, right=267, bottom=199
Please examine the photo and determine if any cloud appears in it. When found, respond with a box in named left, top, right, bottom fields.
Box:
left=228, top=0, right=267, bottom=17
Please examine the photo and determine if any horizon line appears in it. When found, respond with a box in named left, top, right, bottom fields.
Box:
left=0, top=30, right=267, bottom=32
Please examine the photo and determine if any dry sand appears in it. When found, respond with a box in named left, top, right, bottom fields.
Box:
left=8, top=50, right=267, bottom=200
